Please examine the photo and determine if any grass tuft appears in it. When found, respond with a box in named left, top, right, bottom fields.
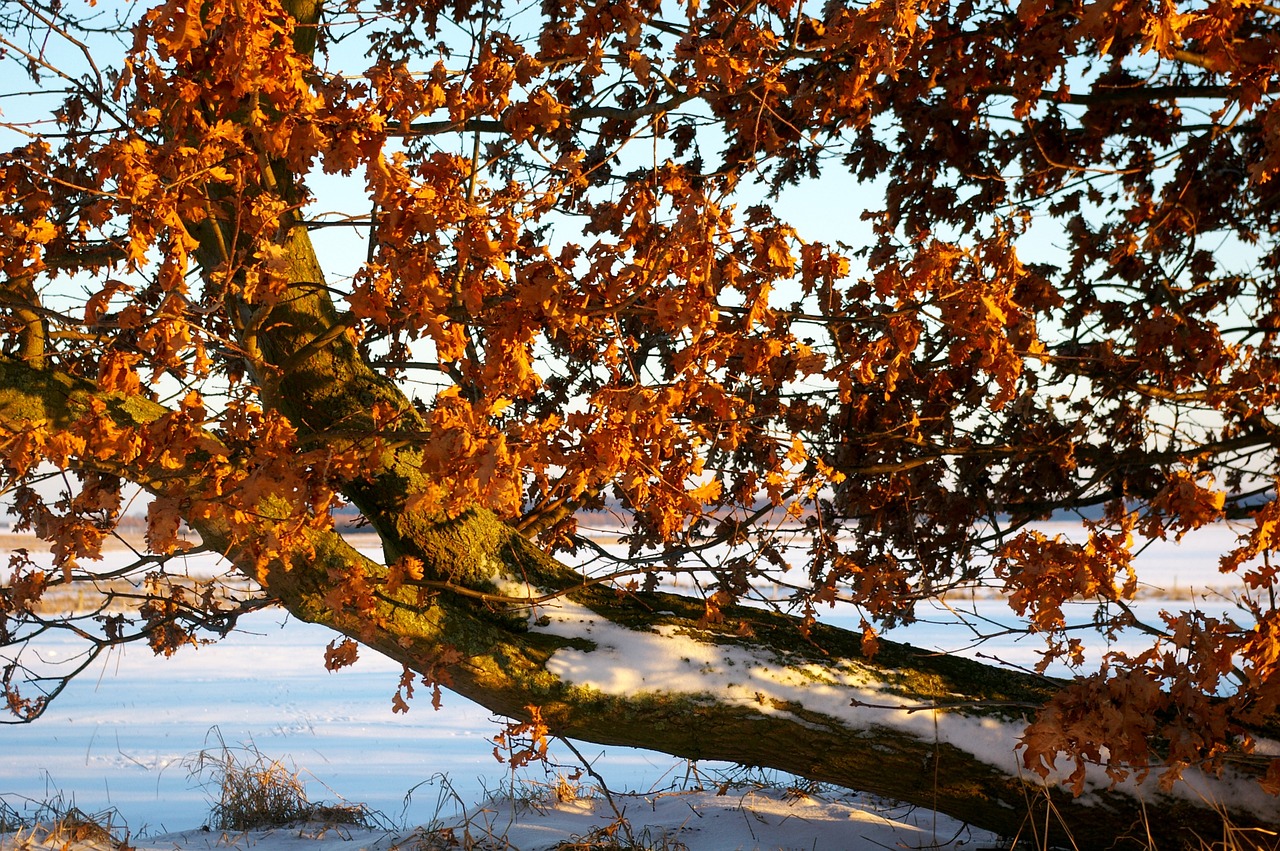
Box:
left=0, top=800, right=21, bottom=835
left=0, top=793, right=129, bottom=851
left=184, top=734, right=383, bottom=832
left=552, top=824, right=690, bottom=850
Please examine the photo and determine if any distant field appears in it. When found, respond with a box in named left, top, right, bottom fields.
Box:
left=1, top=531, right=386, bottom=615
left=0, top=531, right=386, bottom=554
left=1, top=522, right=1251, bottom=604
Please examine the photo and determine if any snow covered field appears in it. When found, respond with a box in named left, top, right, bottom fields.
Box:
left=0, top=608, right=1002, bottom=848
left=0, top=523, right=1256, bottom=848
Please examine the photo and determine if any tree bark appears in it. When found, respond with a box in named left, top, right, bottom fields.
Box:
left=1, top=354, right=1276, bottom=850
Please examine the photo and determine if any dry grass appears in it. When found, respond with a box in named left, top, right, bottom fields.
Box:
left=184, top=737, right=381, bottom=832
left=0, top=794, right=129, bottom=851
left=551, top=825, right=691, bottom=850
left=384, top=778, right=691, bottom=849
left=386, top=775, right=510, bottom=851
left=1187, top=821, right=1280, bottom=851
left=3, top=766, right=1278, bottom=851
left=976, top=787, right=1280, bottom=851
left=3, top=734, right=1276, bottom=851
left=383, top=769, right=693, bottom=851
left=0, top=802, right=19, bottom=835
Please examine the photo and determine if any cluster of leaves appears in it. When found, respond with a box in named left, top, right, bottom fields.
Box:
left=3, top=0, right=1280, bottom=800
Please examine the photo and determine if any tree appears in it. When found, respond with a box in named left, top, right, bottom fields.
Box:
left=3, top=0, right=1280, bottom=844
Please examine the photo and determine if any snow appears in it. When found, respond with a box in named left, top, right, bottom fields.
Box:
left=531, top=589, right=1027, bottom=768
left=2, top=786, right=998, bottom=851
left=522, top=577, right=1280, bottom=827
left=0, top=591, right=1003, bottom=848
left=0, top=523, right=1270, bottom=848
left=0, top=604, right=1004, bottom=848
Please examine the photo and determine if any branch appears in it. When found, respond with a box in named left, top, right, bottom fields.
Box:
left=976, top=83, right=1237, bottom=107
left=2, top=274, right=45, bottom=368
left=401, top=94, right=696, bottom=138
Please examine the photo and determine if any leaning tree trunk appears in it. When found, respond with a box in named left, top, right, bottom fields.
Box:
left=2, top=346, right=1276, bottom=851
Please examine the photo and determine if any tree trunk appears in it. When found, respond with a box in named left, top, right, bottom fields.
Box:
left=1, top=355, right=1275, bottom=850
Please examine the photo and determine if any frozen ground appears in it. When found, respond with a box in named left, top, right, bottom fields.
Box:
left=0, top=608, right=1002, bottom=848
left=0, top=522, right=1258, bottom=848
left=2, top=789, right=998, bottom=851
